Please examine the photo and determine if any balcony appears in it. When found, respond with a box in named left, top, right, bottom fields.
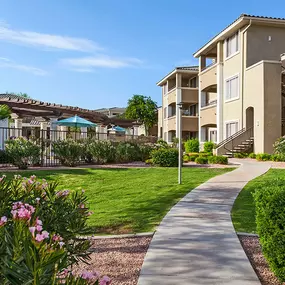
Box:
left=200, top=63, right=217, bottom=91
left=182, top=116, right=198, bottom=132
left=167, top=88, right=176, bottom=104
left=167, top=116, right=176, bottom=131
left=181, top=88, right=198, bottom=103
left=200, top=103, right=217, bottom=127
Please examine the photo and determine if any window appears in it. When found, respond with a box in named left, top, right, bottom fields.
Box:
left=209, top=129, right=217, bottom=143
left=189, top=77, right=197, bottom=88
left=225, top=75, right=239, bottom=101
left=226, top=32, right=239, bottom=58
left=226, top=122, right=238, bottom=138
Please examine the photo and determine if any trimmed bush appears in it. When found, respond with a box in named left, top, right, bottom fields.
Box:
left=5, top=137, right=41, bottom=169
left=203, top=141, right=215, bottom=153
left=273, top=136, right=285, bottom=155
left=189, top=153, right=199, bottom=162
left=208, top=155, right=228, bottom=165
left=195, top=156, right=208, bottom=164
left=271, top=154, right=285, bottom=162
left=151, top=148, right=178, bottom=167
left=145, top=158, right=153, bottom=164
left=199, top=152, right=213, bottom=158
left=183, top=154, right=190, bottom=162
left=248, top=153, right=256, bottom=159
left=85, top=140, right=116, bottom=164
left=234, top=152, right=248, bottom=158
left=184, top=138, right=199, bottom=153
left=253, top=180, right=285, bottom=281
left=256, top=153, right=272, bottom=161
left=52, top=139, right=83, bottom=166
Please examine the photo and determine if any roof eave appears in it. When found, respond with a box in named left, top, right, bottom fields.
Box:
left=156, top=68, right=198, bottom=86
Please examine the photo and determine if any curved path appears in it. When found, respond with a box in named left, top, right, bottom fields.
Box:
left=138, top=159, right=271, bottom=285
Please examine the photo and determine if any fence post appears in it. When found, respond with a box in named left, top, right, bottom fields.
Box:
left=40, top=130, right=44, bottom=166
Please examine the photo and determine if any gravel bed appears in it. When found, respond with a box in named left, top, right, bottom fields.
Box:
left=239, top=235, right=285, bottom=285
left=73, top=236, right=151, bottom=285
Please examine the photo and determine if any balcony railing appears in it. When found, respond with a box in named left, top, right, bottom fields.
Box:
left=181, top=110, right=198, bottom=117
left=201, top=61, right=217, bottom=72
left=201, top=99, right=217, bottom=108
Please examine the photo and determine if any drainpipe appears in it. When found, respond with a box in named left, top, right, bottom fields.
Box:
left=241, top=20, right=252, bottom=128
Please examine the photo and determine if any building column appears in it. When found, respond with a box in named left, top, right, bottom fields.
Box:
left=81, top=127, right=87, bottom=139
left=40, top=121, right=48, bottom=140
left=216, top=41, right=224, bottom=143
left=14, top=118, right=23, bottom=137
left=50, top=119, right=58, bottom=142
left=60, top=126, right=67, bottom=140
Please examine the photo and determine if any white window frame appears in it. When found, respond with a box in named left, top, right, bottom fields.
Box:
left=224, top=120, right=239, bottom=140
left=225, top=31, right=240, bottom=60
left=224, top=74, right=240, bottom=103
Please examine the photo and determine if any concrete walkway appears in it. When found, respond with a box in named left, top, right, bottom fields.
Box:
left=138, top=159, right=271, bottom=285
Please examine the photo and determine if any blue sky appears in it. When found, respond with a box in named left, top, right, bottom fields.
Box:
left=0, top=0, right=284, bottom=109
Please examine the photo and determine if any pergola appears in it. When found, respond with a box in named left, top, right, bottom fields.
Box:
left=0, top=94, right=140, bottom=130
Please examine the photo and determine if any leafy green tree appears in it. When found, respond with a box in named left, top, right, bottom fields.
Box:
left=6, top=91, right=30, bottom=98
left=0, top=105, right=11, bottom=120
left=125, top=95, right=157, bottom=135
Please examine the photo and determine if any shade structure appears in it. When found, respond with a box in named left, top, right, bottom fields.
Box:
left=107, top=126, right=126, bottom=132
left=55, top=115, right=97, bottom=128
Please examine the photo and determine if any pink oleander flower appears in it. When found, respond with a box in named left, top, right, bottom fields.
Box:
left=28, top=179, right=33, bottom=185
left=30, top=175, right=36, bottom=180
left=29, top=226, right=36, bottom=236
left=59, top=241, right=65, bottom=248
left=0, top=216, right=7, bottom=226
left=36, top=225, right=43, bottom=232
left=81, top=270, right=99, bottom=281
left=35, top=233, right=45, bottom=242
left=41, top=231, right=49, bottom=239
left=62, top=268, right=70, bottom=278
left=52, top=234, right=63, bottom=242
left=100, top=276, right=111, bottom=285
left=35, top=218, right=42, bottom=226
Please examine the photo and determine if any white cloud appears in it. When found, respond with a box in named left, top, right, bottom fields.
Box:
left=0, top=58, right=48, bottom=76
left=0, top=22, right=102, bottom=52
left=61, top=55, right=143, bottom=71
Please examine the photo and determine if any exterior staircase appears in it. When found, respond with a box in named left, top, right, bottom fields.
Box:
left=215, top=127, right=254, bottom=157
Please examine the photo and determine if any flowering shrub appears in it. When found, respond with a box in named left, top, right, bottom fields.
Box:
left=52, top=139, right=84, bottom=166
left=5, top=137, right=41, bottom=169
left=85, top=140, right=116, bottom=164
left=0, top=175, right=110, bottom=284
left=274, top=136, right=285, bottom=155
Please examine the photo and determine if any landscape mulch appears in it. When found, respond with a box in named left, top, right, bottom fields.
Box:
left=73, top=236, right=152, bottom=285
left=239, top=235, right=285, bottom=285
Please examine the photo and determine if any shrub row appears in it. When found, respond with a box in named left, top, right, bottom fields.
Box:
left=234, top=152, right=285, bottom=162
left=183, top=153, right=228, bottom=165
left=253, top=179, right=285, bottom=281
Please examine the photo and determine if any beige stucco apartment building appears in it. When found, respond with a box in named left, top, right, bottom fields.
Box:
left=194, top=14, right=285, bottom=155
left=157, top=67, right=199, bottom=143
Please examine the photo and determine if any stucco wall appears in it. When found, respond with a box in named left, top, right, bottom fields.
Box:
left=246, top=25, right=285, bottom=68
left=263, top=62, right=282, bottom=153
left=222, top=50, right=243, bottom=137
left=244, top=62, right=264, bottom=153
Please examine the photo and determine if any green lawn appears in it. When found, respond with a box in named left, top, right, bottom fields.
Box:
left=231, top=169, right=285, bottom=234
left=1, top=167, right=232, bottom=234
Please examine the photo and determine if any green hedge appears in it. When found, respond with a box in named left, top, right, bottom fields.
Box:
left=256, top=153, right=272, bottom=161
left=253, top=180, right=285, bottom=281
left=184, top=138, right=199, bottom=153
left=248, top=153, right=256, bottom=159
left=208, top=155, right=228, bottom=165
left=151, top=148, right=178, bottom=167
left=195, top=156, right=208, bottom=164
left=188, top=153, right=199, bottom=161
left=203, top=141, right=215, bottom=153
left=234, top=152, right=248, bottom=158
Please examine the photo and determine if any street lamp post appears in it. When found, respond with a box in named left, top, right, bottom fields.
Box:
left=177, top=102, right=183, bottom=184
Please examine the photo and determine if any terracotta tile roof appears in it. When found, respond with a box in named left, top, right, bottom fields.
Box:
left=194, top=14, right=285, bottom=57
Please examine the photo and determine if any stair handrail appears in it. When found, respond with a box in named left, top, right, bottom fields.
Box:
left=223, top=127, right=253, bottom=155
left=215, top=128, right=246, bottom=149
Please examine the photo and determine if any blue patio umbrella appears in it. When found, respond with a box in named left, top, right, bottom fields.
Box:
left=107, top=126, right=126, bottom=132
left=55, top=115, right=97, bottom=128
